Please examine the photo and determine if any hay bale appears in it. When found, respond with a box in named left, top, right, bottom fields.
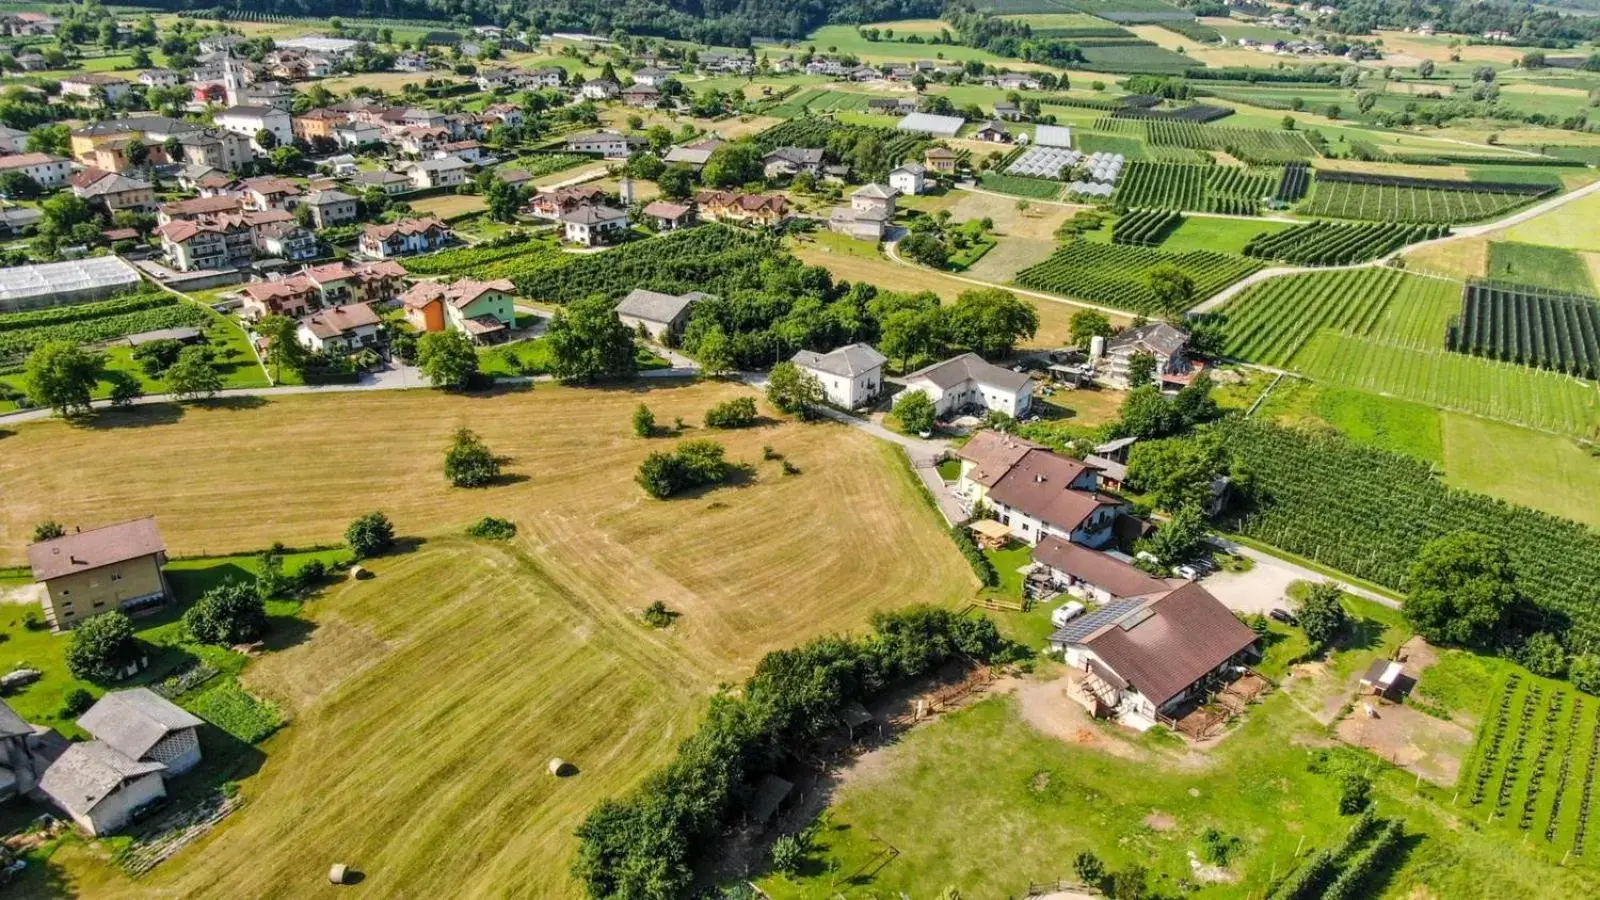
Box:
left=548, top=758, right=573, bottom=777
left=349, top=565, right=371, bottom=581
left=328, top=863, right=348, bottom=885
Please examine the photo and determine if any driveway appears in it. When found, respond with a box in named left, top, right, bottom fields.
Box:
left=1202, top=537, right=1399, bottom=614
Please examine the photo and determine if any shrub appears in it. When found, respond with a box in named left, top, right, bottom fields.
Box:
left=632, top=402, right=656, bottom=437
left=765, top=361, right=824, bottom=419
left=1199, top=827, right=1243, bottom=866
left=345, top=511, right=395, bottom=558
left=59, top=688, right=94, bottom=718
left=1517, top=631, right=1568, bottom=678
left=31, top=521, right=64, bottom=542
left=893, top=390, right=936, bottom=434
left=781, top=460, right=800, bottom=476
left=762, top=445, right=780, bottom=461
left=1338, top=770, right=1372, bottom=814
left=1572, top=654, right=1600, bottom=694
left=65, top=611, right=138, bottom=683
left=183, top=579, right=268, bottom=646
left=643, top=600, right=676, bottom=628
left=295, top=559, right=327, bottom=589
left=466, top=516, right=518, bottom=540
left=769, top=832, right=809, bottom=873
left=950, top=525, right=998, bottom=588
left=636, top=440, right=732, bottom=499
left=444, top=427, right=501, bottom=487
left=704, top=396, right=758, bottom=429
left=1073, top=850, right=1106, bottom=888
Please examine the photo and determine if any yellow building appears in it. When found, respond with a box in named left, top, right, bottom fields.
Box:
left=924, top=147, right=958, bottom=175
left=26, top=517, right=170, bottom=631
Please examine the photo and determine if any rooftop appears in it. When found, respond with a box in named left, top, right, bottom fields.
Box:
left=905, top=352, right=1031, bottom=394
left=37, top=741, right=165, bottom=818
left=1032, top=536, right=1177, bottom=599
left=27, top=517, right=166, bottom=583
left=792, top=342, right=887, bottom=378
left=78, top=688, right=203, bottom=761
left=615, top=288, right=703, bottom=324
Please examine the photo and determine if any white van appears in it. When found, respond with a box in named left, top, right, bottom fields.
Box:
left=1051, top=601, right=1086, bottom=628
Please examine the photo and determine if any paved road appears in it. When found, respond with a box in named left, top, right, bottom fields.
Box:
left=1208, top=536, right=1400, bottom=611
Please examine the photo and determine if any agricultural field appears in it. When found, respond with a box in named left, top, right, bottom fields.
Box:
left=977, top=172, right=1063, bottom=199
left=407, top=193, right=486, bottom=221
left=1113, top=160, right=1278, bottom=214
left=399, top=237, right=572, bottom=286
left=1158, top=216, right=1292, bottom=254
left=1447, top=280, right=1600, bottom=379
left=1485, top=241, right=1598, bottom=295
left=1302, top=175, right=1552, bottom=224
left=1504, top=188, right=1600, bottom=253
left=1077, top=42, right=1194, bottom=74
left=1109, top=207, right=1181, bottom=245
left=1114, top=120, right=1317, bottom=164
left=1217, top=268, right=1458, bottom=366
left=1242, top=221, right=1448, bottom=266
left=1015, top=240, right=1261, bottom=314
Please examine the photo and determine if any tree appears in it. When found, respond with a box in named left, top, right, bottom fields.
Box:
left=1139, top=504, right=1208, bottom=565
left=633, top=402, right=656, bottom=437
left=1418, top=59, right=1435, bottom=78
left=32, top=521, right=65, bottom=542
left=132, top=337, right=184, bottom=376
left=1108, top=865, right=1148, bottom=900
left=483, top=174, right=522, bottom=223
left=701, top=141, right=763, bottom=188
left=898, top=232, right=949, bottom=269
left=166, top=346, right=222, bottom=401
left=695, top=325, right=735, bottom=376
left=1403, top=531, right=1516, bottom=648
left=657, top=164, right=695, bottom=200
left=1126, top=434, right=1223, bottom=512
left=1068, top=309, right=1114, bottom=349
left=254, top=127, right=279, bottom=150
left=183, top=579, right=268, bottom=645
left=1126, top=351, right=1158, bottom=388
left=23, top=341, right=104, bottom=416
left=892, top=389, right=936, bottom=434
left=1145, top=265, right=1194, bottom=315
left=546, top=296, right=639, bottom=382
left=944, top=288, right=1037, bottom=357
left=106, top=370, right=143, bottom=407
left=1296, top=581, right=1349, bottom=653
left=39, top=194, right=93, bottom=239
left=65, top=611, right=138, bottom=682
left=0, top=171, right=40, bottom=199
left=1115, top=385, right=1179, bottom=439
left=1074, top=851, right=1106, bottom=889
left=704, top=396, right=757, bottom=428
left=345, top=511, right=395, bottom=558
left=417, top=329, right=480, bottom=389
left=765, top=361, right=824, bottom=419
left=256, top=315, right=308, bottom=380
left=444, top=427, right=501, bottom=487
left=1518, top=631, right=1568, bottom=678
left=1571, top=654, right=1600, bottom=695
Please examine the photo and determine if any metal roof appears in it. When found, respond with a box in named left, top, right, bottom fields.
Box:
left=897, top=112, right=964, bottom=137
left=0, top=256, right=142, bottom=304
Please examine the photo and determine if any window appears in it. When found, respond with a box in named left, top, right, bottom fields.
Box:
left=110, top=572, right=123, bottom=582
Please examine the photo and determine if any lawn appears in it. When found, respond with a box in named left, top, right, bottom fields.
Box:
left=1441, top=413, right=1600, bottom=529
left=1159, top=216, right=1293, bottom=254
left=7, top=381, right=976, bottom=897
left=1485, top=241, right=1598, bottom=294
left=1257, top=378, right=1445, bottom=465
left=1504, top=187, right=1600, bottom=252
left=407, top=193, right=487, bottom=221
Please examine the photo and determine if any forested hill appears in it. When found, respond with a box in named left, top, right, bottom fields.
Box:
left=186, top=0, right=942, bottom=45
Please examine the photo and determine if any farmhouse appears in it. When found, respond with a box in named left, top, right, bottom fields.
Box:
left=297, top=302, right=382, bottom=353
left=924, top=146, right=958, bottom=174
left=952, top=430, right=1048, bottom=508
left=973, top=121, right=1012, bottom=143
left=1032, top=536, right=1179, bottom=605
left=614, top=288, right=709, bottom=341
left=983, top=447, right=1123, bottom=548
left=889, top=163, right=926, bottom=196
left=1099, top=322, right=1191, bottom=389
left=400, top=278, right=517, bottom=342
left=579, top=77, right=620, bottom=100
left=791, top=343, right=887, bottom=409
left=899, top=353, right=1033, bottom=419
left=560, top=203, right=630, bottom=247
left=763, top=147, right=825, bottom=179
left=26, top=517, right=170, bottom=630
left=1049, top=583, right=1260, bottom=730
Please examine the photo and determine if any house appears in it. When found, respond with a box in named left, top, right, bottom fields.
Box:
left=393, top=51, right=431, bottom=72
left=334, top=121, right=385, bottom=149
left=159, top=194, right=245, bottom=223
left=994, top=101, right=1023, bottom=121
left=0, top=699, right=44, bottom=802
left=350, top=169, right=412, bottom=195
left=899, top=352, right=1033, bottom=419
left=952, top=430, right=1049, bottom=509
left=867, top=97, right=918, bottom=116
left=436, top=140, right=489, bottom=165
left=641, top=200, right=695, bottom=231
left=699, top=51, right=753, bottom=74
left=924, top=146, right=958, bottom=175
left=60, top=73, right=132, bottom=106
left=240, top=175, right=302, bottom=212
left=394, top=125, right=451, bottom=156
left=401, top=156, right=470, bottom=190
left=15, top=52, right=47, bottom=71
left=694, top=190, right=790, bottom=226
left=292, top=108, right=346, bottom=143
left=974, top=121, right=1011, bottom=143
left=526, top=184, right=608, bottom=220
left=1048, top=583, right=1260, bottom=730
left=1032, top=536, right=1180, bottom=605
left=297, top=302, right=382, bottom=353
left=528, top=66, right=566, bottom=88
left=632, top=66, right=676, bottom=87
left=241, top=278, right=319, bottom=319
left=240, top=259, right=407, bottom=318
left=579, top=78, right=620, bottom=100
left=1099, top=322, right=1191, bottom=389
left=0, top=152, right=70, bottom=189
left=78, top=690, right=204, bottom=777
left=359, top=218, right=452, bottom=258
left=215, top=105, right=294, bottom=152
left=174, top=128, right=254, bottom=173
left=828, top=182, right=897, bottom=241
left=791, top=343, right=887, bottom=409
left=888, top=162, right=926, bottom=196
left=301, top=189, right=359, bottom=228
left=996, top=73, right=1041, bottom=91
left=255, top=220, right=318, bottom=262
left=561, top=204, right=629, bottom=247
left=71, top=170, right=156, bottom=214
left=0, top=124, right=26, bottom=154
left=983, top=447, right=1123, bottom=549
left=177, top=164, right=233, bottom=193
left=400, top=278, right=517, bottom=343
left=26, top=517, right=170, bottom=631
left=564, top=129, right=646, bottom=157
left=622, top=83, right=660, bottom=107
left=38, top=741, right=167, bottom=836
left=614, top=288, right=707, bottom=341
left=481, top=103, right=525, bottom=129
left=662, top=143, right=717, bottom=172
left=138, top=69, right=181, bottom=88
left=763, top=146, right=824, bottom=179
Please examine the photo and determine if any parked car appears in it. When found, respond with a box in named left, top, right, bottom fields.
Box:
left=1051, top=600, right=1086, bottom=628
left=1269, top=608, right=1299, bottom=626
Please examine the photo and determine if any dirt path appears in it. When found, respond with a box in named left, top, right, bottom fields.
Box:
left=1014, top=674, right=1147, bottom=760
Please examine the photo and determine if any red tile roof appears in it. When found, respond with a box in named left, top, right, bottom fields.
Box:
left=1082, top=582, right=1259, bottom=708
left=986, top=451, right=1112, bottom=532
left=956, top=430, right=1045, bottom=488
left=27, top=517, right=165, bottom=583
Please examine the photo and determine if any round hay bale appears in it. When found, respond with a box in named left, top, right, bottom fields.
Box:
left=548, top=758, right=572, bottom=777
left=349, top=565, right=370, bottom=581
left=328, top=863, right=348, bottom=885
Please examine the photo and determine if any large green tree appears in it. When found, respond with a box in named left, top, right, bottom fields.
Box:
left=1126, top=433, right=1224, bottom=513
left=1296, top=581, right=1349, bottom=653
left=546, top=296, right=639, bottom=382
left=1068, top=309, right=1115, bottom=349
left=444, top=427, right=501, bottom=487
left=417, top=330, right=480, bottom=389
left=944, top=288, right=1037, bottom=358
left=183, top=579, right=269, bottom=645
left=1404, top=531, right=1517, bottom=647
left=1145, top=265, right=1195, bottom=315
left=700, top=141, right=763, bottom=188
left=65, top=611, right=138, bottom=682
left=166, top=346, right=222, bottom=401
left=23, top=341, right=104, bottom=416
left=765, top=360, right=824, bottom=419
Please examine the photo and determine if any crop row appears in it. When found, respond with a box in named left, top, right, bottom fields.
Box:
left=1520, top=691, right=1564, bottom=830
left=1216, top=267, right=1410, bottom=366
left=1277, top=163, right=1310, bottom=202
left=1576, top=713, right=1600, bottom=856
left=0, top=298, right=210, bottom=359
left=1321, top=819, right=1404, bottom=900
left=1110, top=208, right=1181, bottom=246
left=1471, top=676, right=1523, bottom=806
left=1113, top=161, right=1278, bottom=214
left=1547, top=698, right=1583, bottom=842
left=754, top=116, right=927, bottom=162
left=0, top=290, right=172, bottom=333
left=1447, top=281, right=1600, bottom=379
left=1014, top=240, right=1261, bottom=315
left=1243, top=221, right=1446, bottom=266
left=1301, top=181, right=1540, bottom=224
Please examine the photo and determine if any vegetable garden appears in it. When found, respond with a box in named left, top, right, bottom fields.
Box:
left=0, top=291, right=209, bottom=360
left=1459, top=673, right=1600, bottom=867
left=1301, top=172, right=1553, bottom=224
left=1113, top=161, right=1278, bottom=214
left=1221, top=418, right=1600, bottom=651
left=977, top=172, right=1063, bottom=199
left=1111, top=208, right=1181, bottom=246
left=1242, top=221, right=1447, bottom=266
left=1015, top=241, right=1260, bottom=314
left=1447, top=281, right=1600, bottom=380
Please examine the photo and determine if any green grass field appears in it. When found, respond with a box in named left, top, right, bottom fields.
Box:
left=1485, top=241, right=1598, bottom=294
left=1504, top=187, right=1600, bottom=252
left=1258, top=378, right=1445, bottom=464
left=1158, top=216, right=1291, bottom=254
left=1441, top=413, right=1600, bottom=528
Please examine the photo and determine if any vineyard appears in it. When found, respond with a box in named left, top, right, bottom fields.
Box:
left=1222, top=418, right=1600, bottom=650
left=1111, top=208, right=1182, bottom=245
left=513, top=154, right=593, bottom=179
left=1113, top=161, right=1278, bottom=214
left=400, top=237, right=570, bottom=283
left=1301, top=173, right=1553, bottom=224
left=1242, top=221, right=1447, bottom=266
left=1095, top=119, right=1317, bottom=165
left=1014, top=241, right=1261, bottom=314
left=1459, top=674, right=1600, bottom=867
left=1215, top=268, right=1458, bottom=365
left=1276, top=163, right=1310, bottom=202
left=1266, top=810, right=1406, bottom=900
left=753, top=116, right=928, bottom=163
left=0, top=291, right=209, bottom=359
left=516, top=224, right=785, bottom=302
left=1447, top=280, right=1600, bottom=379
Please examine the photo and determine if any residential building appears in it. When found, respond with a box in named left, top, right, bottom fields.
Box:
left=137, top=68, right=181, bottom=88
left=899, top=352, right=1034, bottom=419
left=0, top=152, right=69, bottom=188
left=828, top=183, right=896, bottom=241
left=437, top=140, right=489, bottom=165
left=26, top=517, right=170, bottom=631
left=1032, top=536, right=1180, bottom=606
left=240, top=175, right=302, bottom=212
left=1048, top=583, right=1260, bottom=730
left=994, top=101, right=1023, bottom=121
left=560, top=204, right=629, bottom=247
left=1099, top=322, right=1191, bottom=389
left=762, top=146, right=824, bottom=179
left=292, top=108, right=346, bottom=143
left=349, top=169, right=411, bottom=195
left=694, top=190, right=790, bottom=226
left=401, top=156, right=470, bottom=189
left=297, top=302, right=382, bottom=353
left=525, top=184, right=608, bottom=220
left=579, top=78, right=620, bottom=100
left=662, top=143, right=716, bottom=172
left=2, top=12, right=57, bottom=36
left=176, top=164, right=233, bottom=193
left=240, top=259, right=407, bottom=319
left=791, top=343, right=887, bottom=409
left=622, top=83, right=660, bottom=107
left=614, top=288, right=707, bottom=341
left=631, top=66, right=676, bottom=87
left=395, top=125, right=451, bottom=156
left=953, top=430, right=1051, bottom=509
left=215, top=105, right=294, bottom=152
left=481, top=103, right=525, bottom=129
left=564, top=129, right=646, bottom=157
left=359, top=218, right=452, bottom=258
left=641, top=200, right=695, bottom=231
left=0, top=124, right=26, bottom=154
left=175, top=128, right=254, bottom=173
left=924, top=146, right=958, bottom=174
left=983, top=447, right=1123, bottom=549
left=393, top=51, right=431, bottom=73
left=60, top=73, right=131, bottom=105
left=334, top=121, right=384, bottom=148
left=399, top=278, right=517, bottom=343
left=241, top=278, right=319, bottom=319
left=888, top=162, right=926, bottom=196
left=302, top=189, right=359, bottom=228
left=255, top=220, right=318, bottom=261
left=699, top=51, right=753, bottom=74
left=70, top=169, right=156, bottom=213
left=973, top=121, right=1011, bottom=143
left=996, top=72, right=1042, bottom=91
left=0, top=699, right=44, bottom=801
left=158, top=194, right=245, bottom=223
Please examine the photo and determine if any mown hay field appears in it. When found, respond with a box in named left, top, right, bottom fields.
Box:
left=9, top=383, right=974, bottom=897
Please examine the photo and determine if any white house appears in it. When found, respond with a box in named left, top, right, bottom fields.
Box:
left=579, top=78, right=620, bottom=100
left=899, top=352, right=1033, bottom=419
left=982, top=447, right=1122, bottom=549
left=790, top=343, right=887, bottom=409
left=615, top=288, right=708, bottom=341
left=215, top=105, right=294, bottom=152
left=401, top=156, right=470, bottom=190
left=564, top=129, right=646, bottom=157
left=888, top=162, right=926, bottom=196
left=60, top=73, right=132, bottom=105
left=297, top=302, right=382, bottom=353
left=952, top=429, right=1048, bottom=510
left=560, top=204, right=629, bottom=246
left=0, top=152, right=70, bottom=188
left=1099, top=322, right=1191, bottom=389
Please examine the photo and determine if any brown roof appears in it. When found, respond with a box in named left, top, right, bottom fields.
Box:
left=27, top=517, right=165, bottom=583
left=299, top=302, right=379, bottom=339
left=1082, top=582, right=1259, bottom=708
left=0, top=152, right=64, bottom=170
left=1031, top=536, right=1177, bottom=599
left=642, top=200, right=691, bottom=220
left=363, top=217, right=447, bottom=242
left=987, top=451, right=1115, bottom=532
left=956, top=430, right=1044, bottom=488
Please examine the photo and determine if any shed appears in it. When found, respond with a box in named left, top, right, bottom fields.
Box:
left=1360, top=659, right=1405, bottom=699
left=748, top=773, right=793, bottom=823
left=841, top=701, right=875, bottom=740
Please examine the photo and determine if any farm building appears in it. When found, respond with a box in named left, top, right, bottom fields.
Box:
left=790, top=343, right=887, bottom=409
left=898, top=352, right=1034, bottom=420
left=1034, top=125, right=1072, bottom=148
left=1099, top=322, right=1191, bottom=389
left=1032, top=536, right=1179, bottom=604
left=27, top=517, right=170, bottom=631
left=898, top=112, right=964, bottom=138
left=615, top=288, right=711, bottom=341
left=0, top=256, right=143, bottom=312
left=0, top=699, right=44, bottom=801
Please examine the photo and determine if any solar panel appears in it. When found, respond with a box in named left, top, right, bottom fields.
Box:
left=1049, top=598, right=1147, bottom=645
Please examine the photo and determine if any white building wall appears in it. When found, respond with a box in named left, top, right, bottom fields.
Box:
left=80, top=771, right=166, bottom=836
